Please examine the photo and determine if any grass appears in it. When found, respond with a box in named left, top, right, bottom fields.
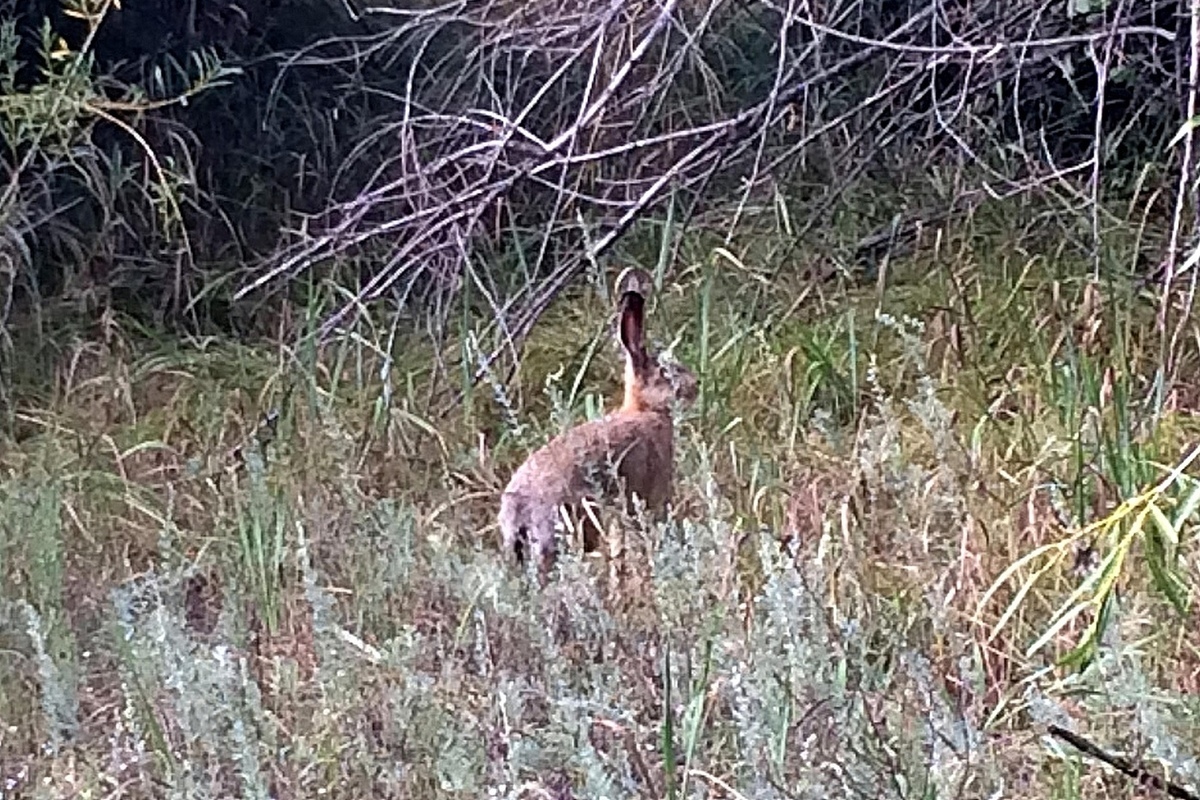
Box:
left=2, top=201, right=1199, bottom=799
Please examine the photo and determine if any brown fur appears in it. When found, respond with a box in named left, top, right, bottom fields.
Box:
left=498, top=273, right=698, bottom=577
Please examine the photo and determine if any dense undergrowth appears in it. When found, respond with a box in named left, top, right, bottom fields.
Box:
left=1, top=200, right=1198, bottom=799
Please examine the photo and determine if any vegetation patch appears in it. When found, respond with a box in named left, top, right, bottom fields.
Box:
left=2, top=0, right=1199, bottom=797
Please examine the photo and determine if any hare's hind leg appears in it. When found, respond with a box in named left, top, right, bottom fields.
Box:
left=552, top=499, right=607, bottom=569
left=567, top=497, right=629, bottom=603
left=577, top=496, right=606, bottom=556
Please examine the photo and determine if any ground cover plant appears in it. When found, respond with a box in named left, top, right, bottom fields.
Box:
left=2, top=0, right=1200, bottom=798
left=3, top=213, right=1199, bottom=798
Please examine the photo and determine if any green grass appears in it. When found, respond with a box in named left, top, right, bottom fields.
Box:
left=2, top=204, right=1199, bottom=799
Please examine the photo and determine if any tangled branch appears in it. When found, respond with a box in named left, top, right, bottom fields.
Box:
left=228, top=0, right=1181, bottom=382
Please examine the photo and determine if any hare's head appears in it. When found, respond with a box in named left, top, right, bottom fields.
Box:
left=615, top=273, right=698, bottom=415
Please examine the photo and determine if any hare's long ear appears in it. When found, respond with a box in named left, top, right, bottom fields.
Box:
left=618, top=290, right=650, bottom=369
left=618, top=290, right=652, bottom=412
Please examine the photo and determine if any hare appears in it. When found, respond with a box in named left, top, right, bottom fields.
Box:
left=498, top=268, right=698, bottom=578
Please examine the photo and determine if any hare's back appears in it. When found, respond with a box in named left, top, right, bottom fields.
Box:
left=504, top=410, right=675, bottom=508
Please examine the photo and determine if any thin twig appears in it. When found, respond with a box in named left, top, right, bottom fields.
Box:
left=1048, top=725, right=1200, bottom=800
